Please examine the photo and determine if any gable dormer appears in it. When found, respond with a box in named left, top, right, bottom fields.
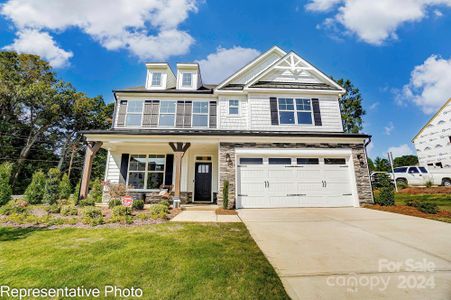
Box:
left=145, top=63, right=176, bottom=90
left=176, top=63, right=202, bottom=90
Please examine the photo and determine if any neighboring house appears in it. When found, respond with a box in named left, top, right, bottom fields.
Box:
left=81, top=46, right=373, bottom=208
left=412, top=98, right=451, bottom=168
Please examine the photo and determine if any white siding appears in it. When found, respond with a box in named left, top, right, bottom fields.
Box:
left=248, top=93, right=343, bottom=132
left=218, top=96, right=248, bottom=130
left=104, top=151, right=121, bottom=184
left=230, top=52, right=282, bottom=85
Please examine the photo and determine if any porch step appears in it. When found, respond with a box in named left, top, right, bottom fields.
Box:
left=182, top=204, right=218, bottom=211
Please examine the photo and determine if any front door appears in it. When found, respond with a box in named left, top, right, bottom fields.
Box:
left=194, top=162, right=212, bottom=202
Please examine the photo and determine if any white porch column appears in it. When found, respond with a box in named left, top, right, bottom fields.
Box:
left=169, top=142, right=191, bottom=205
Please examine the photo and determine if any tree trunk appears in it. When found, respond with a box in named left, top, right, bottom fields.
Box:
left=67, top=143, right=77, bottom=179
left=57, top=132, right=74, bottom=170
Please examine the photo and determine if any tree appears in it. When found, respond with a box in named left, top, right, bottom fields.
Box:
left=393, top=155, right=418, bottom=168
left=24, top=170, right=46, bottom=204
left=0, top=162, right=13, bottom=205
left=43, top=168, right=61, bottom=204
left=375, top=173, right=395, bottom=206
left=374, top=157, right=391, bottom=172
left=367, top=158, right=375, bottom=172
left=59, top=173, right=72, bottom=200
left=336, top=79, right=366, bottom=133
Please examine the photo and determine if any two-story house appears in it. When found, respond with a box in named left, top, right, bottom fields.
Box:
left=81, top=46, right=373, bottom=208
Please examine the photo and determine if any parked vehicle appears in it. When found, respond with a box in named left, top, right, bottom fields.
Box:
left=391, top=166, right=451, bottom=186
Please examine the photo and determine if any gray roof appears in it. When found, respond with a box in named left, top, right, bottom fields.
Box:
left=114, top=84, right=217, bottom=94
left=220, top=84, right=245, bottom=90
left=250, top=81, right=340, bottom=91
left=83, top=128, right=370, bottom=139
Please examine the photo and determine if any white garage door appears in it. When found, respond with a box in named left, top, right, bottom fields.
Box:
left=237, top=156, right=355, bottom=208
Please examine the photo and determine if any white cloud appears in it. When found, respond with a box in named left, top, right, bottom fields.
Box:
left=368, top=102, right=379, bottom=110
left=196, top=46, right=261, bottom=83
left=3, top=29, right=73, bottom=68
left=402, top=55, right=451, bottom=114
left=305, top=0, right=451, bottom=45
left=384, top=122, right=394, bottom=135
left=0, top=0, right=199, bottom=66
left=387, top=144, right=414, bottom=158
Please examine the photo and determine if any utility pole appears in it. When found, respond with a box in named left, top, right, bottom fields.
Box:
left=388, top=152, right=398, bottom=192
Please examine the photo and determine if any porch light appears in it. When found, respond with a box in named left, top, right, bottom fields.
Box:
left=225, top=153, right=233, bottom=167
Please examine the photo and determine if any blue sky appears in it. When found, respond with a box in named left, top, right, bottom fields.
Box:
left=1, top=0, right=450, bottom=159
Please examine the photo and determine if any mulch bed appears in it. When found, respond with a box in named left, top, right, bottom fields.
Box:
left=397, top=187, right=451, bottom=195
left=364, top=204, right=451, bottom=222
left=215, top=208, right=238, bottom=215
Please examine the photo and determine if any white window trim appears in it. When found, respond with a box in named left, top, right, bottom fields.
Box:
left=228, top=99, right=240, bottom=116
left=191, top=100, right=209, bottom=128
left=125, top=100, right=144, bottom=127
left=158, top=100, right=176, bottom=128
left=182, top=72, right=193, bottom=88
left=277, top=98, right=314, bottom=126
left=126, top=154, right=166, bottom=191
left=151, top=72, right=162, bottom=87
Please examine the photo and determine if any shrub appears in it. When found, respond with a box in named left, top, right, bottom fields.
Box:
left=60, top=205, right=78, bottom=216
left=425, top=180, right=433, bottom=188
left=59, top=173, right=72, bottom=200
left=46, top=204, right=61, bottom=214
left=108, top=198, right=122, bottom=208
left=112, top=205, right=132, bottom=217
left=149, top=204, right=169, bottom=220
left=374, top=174, right=394, bottom=206
left=81, top=207, right=103, bottom=226
left=89, top=179, right=103, bottom=203
left=406, top=199, right=420, bottom=207
left=0, top=199, right=28, bottom=215
left=24, top=170, right=46, bottom=204
left=105, top=182, right=128, bottom=200
left=159, top=200, right=170, bottom=208
left=79, top=196, right=96, bottom=207
left=43, top=168, right=61, bottom=204
left=418, top=202, right=439, bottom=214
left=222, top=180, right=229, bottom=209
left=132, top=199, right=144, bottom=210
left=73, top=181, right=81, bottom=204
left=0, top=162, right=13, bottom=206
left=136, top=212, right=149, bottom=220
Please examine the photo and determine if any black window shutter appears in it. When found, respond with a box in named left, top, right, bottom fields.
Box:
left=209, top=101, right=217, bottom=128
left=116, top=100, right=128, bottom=127
left=312, top=98, right=322, bottom=126
left=119, top=154, right=130, bottom=184
left=270, top=97, right=279, bottom=125
left=164, top=154, right=174, bottom=185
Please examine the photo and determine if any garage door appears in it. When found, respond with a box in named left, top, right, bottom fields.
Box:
left=237, top=156, right=355, bottom=208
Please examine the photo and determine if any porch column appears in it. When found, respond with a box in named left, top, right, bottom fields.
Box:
left=79, top=141, right=103, bottom=200
left=169, top=142, right=191, bottom=204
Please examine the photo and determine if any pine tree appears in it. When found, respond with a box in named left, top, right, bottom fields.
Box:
left=43, top=168, right=61, bottom=204
left=24, top=170, right=46, bottom=204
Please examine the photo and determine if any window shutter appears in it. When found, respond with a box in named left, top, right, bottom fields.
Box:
left=164, top=154, right=174, bottom=185
left=312, top=98, right=322, bottom=126
left=142, top=100, right=154, bottom=127
left=176, top=101, right=185, bottom=128
left=119, top=154, right=130, bottom=184
left=209, top=101, right=217, bottom=128
left=184, top=101, right=192, bottom=127
left=270, top=97, right=279, bottom=125
left=116, top=100, right=127, bottom=127
left=150, top=100, right=160, bottom=127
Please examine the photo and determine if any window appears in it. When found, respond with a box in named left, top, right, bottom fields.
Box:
left=269, top=158, right=292, bottom=165
left=159, top=101, right=176, bottom=127
left=278, top=98, right=313, bottom=125
left=127, top=154, right=165, bottom=190
left=126, top=100, right=143, bottom=126
left=436, top=162, right=443, bottom=168
left=419, top=167, right=428, bottom=173
left=408, top=167, right=419, bottom=174
left=239, top=158, right=263, bottom=165
left=297, top=158, right=319, bottom=165
left=229, top=100, right=239, bottom=115
left=151, top=72, right=162, bottom=86
left=324, top=158, right=346, bottom=165
left=182, top=73, right=192, bottom=87
left=394, top=167, right=407, bottom=173
left=192, top=101, right=209, bottom=127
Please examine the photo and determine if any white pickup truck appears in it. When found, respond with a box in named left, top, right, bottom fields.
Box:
left=391, top=166, right=451, bottom=186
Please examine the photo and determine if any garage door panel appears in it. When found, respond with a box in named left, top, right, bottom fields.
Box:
left=269, top=196, right=300, bottom=208
left=240, top=196, right=269, bottom=208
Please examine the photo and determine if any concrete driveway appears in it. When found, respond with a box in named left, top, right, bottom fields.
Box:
left=238, top=208, right=451, bottom=299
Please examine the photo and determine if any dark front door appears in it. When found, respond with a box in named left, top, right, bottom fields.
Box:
left=194, top=162, right=212, bottom=202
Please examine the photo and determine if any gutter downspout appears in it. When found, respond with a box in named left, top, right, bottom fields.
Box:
left=364, top=136, right=375, bottom=203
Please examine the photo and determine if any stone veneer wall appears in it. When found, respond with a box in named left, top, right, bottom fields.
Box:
left=218, top=142, right=374, bottom=208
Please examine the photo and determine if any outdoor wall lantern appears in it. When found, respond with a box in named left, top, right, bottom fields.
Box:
left=357, top=154, right=365, bottom=167
left=225, top=153, right=233, bottom=167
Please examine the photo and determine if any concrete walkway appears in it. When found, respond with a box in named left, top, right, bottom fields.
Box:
left=171, top=206, right=241, bottom=223
left=239, top=208, right=451, bottom=300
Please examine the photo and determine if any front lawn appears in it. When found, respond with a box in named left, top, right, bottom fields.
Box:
left=395, top=193, right=451, bottom=212
left=0, top=223, right=289, bottom=299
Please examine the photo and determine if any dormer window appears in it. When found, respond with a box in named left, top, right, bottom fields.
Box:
left=182, top=73, right=192, bottom=87
left=151, top=72, right=162, bottom=87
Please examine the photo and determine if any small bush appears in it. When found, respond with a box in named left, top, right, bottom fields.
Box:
left=425, top=180, right=433, bottom=188
left=60, top=205, right=78, bottom=216
left=0, top=199, right=28, bottom=215
left=43, top=168, right=61, bottom=204
left=73, top=181, right=81, bottom=204
left=132, top=199, right=144, bottom=210
left=417, top=202, right=439, bottom=214
left=0, top=162, right=13, bottom=206
left=59, top=173, right=72, bottom=200
left=105, top=182, right=128, bottom=200
left=89, top=179, right=103, bottom=203
left=108, top=199, right=122, bottom=208
left=79, top=196, right=96, bottom=207
left=24, top=170, right=46, bottom=204
left=159, top=200, right=170, bottom=208
left=112, top=205, right=132, bottom=217
left=81, top=207, right=103, bottom=226
left=149, top=204, right=169, bottom=220
left=46, top=204, right=61, bottom=214
left=406, top=199, right=420, bottom=207
left=222, top=180, right=229, bottom=209
left=136, top=212, right=149, bottom=220
left=375, top=174, right=395, bottom=206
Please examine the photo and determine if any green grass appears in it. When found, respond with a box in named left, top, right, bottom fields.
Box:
left=0, top=223, right=289, bottom=300
left=395, top=193, right=451, bottom=212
